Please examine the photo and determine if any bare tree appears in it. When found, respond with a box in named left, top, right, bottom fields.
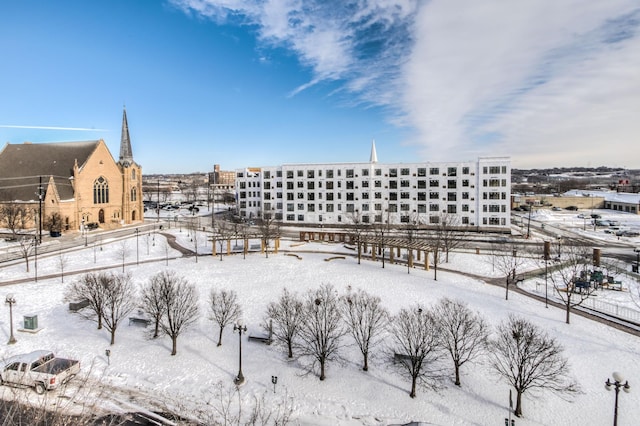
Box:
left=489, top=315, right=579, bottom=417
left=433, top=298, right=489, bottom=386
left=297, top=283, right=346, bottom=380
left=141, top=271, right=168, bottom=338
left=115, top=240, right=130, bottom=272
left=102, top=273, right=137, bottom=345
left=388, top=306, right=444, bottom=398
left=158, top=272, right=200, bottom=355
left=265, top=288, right=304, bottom=358
left=209, top=288, right=241, bottom=346
left=65, top=272, right=109, bottom=330
left=18, top=236, right=36, bottom=272
left=259, top=209, right=279, bottom=258
left=57, top=250, right=68, bottom=283
left=44, top=212, right=63, bottom=235
left=214, top=221, right=233, bottom=261
left=346, top=209, right=368, bottom=264
left=549, top=243, right=595, bottom=324
left=438, top=213, right=466, bottom=263
left=187, top=216, right=200, bottom=262
left=426, top=228, right=445, bottom=281
left=341, top=288, right=388, bottom=371
left=490, top=242, right=528, bottom=300
left=0, top=201, right=32, bottom=238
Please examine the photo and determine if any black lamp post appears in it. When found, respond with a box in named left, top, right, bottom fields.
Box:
left=5, top=294, right=17, bottom=344
left=233, top=321, right=248, bottom=385
left=634, top=248, right=640, bottom=273
left=606, top=372, right=630, bottom=426
left=557, top=235, right=562, bottom=260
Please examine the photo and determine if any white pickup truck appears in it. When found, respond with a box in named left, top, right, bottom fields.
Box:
left=0, top=350, right=80, bottom=394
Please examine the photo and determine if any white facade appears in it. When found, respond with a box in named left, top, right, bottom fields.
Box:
left=236, top=156, right=511, bottom=230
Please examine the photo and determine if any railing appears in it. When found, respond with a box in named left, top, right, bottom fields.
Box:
left=579, top=298, right=640, bottom=324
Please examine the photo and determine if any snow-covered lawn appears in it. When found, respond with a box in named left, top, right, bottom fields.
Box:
left=1, top=228, right=640, bottom=425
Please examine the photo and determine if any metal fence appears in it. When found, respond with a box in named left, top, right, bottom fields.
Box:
left=580, top=298, right=640, bottom=324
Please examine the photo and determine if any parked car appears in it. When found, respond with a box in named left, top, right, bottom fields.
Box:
left=552, top=207, right=562, bottom=211
left=565, top=206, right=579, bottom=211
left=591, top=214, right=602, bottom=219
left=0, top=350, right=80, bottom=394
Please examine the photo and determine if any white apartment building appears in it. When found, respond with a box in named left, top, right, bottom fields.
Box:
left=235, top=143, right=511, bottom=231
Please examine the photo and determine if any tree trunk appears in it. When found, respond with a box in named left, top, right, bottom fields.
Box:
left=565, top=302, right=571, bottom=324
left=287, top=340, right=293, bottom=358
left=319, top=358, right=326, bottom=381
left=410, top=375, right=417, bottom=398
left=505, top=278, right=509, bottom=300
left=454, top=362, right=460, bottom=386
left=363, top=352, right=369, bottom=371
left=110, top=329, right=116, bottom=345
left=153, top=319, right=160, bottom=338
left=515, top=389, right=523, bottom=417
left=217, top=327, right=223, bottom=346
left=171, top=336, right=177, bottom=356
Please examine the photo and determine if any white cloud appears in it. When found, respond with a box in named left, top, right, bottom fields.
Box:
left=172, top=0, right=640, bottom=167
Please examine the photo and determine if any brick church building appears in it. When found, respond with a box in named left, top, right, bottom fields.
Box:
left=0, top=109, right=143, bottom=235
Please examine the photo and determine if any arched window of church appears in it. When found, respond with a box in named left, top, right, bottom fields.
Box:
left=132, top=169, right=136, bottom=180
left=93, top=176, right=109, bottom=204
left=131, top=187, right=137, bottom=202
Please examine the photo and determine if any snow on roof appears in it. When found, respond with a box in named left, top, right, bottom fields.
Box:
left=563, top=189, right=640, bottom=204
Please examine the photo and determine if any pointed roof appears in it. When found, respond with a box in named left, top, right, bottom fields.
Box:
left=0, top=141, right=100, bottom=202
left=369, top=139, right=378, bottom=163
left=119, top=107, right=134, bottom=165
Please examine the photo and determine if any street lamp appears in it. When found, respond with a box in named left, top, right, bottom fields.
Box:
left=605, top=372, right=630, bottom=426
left=633, top=247, right=640, bottom=273
left=233, top=320, right=248, bottom=385
left=556, top=235, right=563, bottom=260
left=5, top=294, right=17, bottom=344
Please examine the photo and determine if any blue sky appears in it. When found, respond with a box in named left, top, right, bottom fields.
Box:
left=1, top=1, right=639, bottom=174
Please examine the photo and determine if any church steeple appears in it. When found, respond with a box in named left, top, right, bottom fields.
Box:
left=119, top=107, right=134, bottom=166
left=369, top=139, right=378, bottom=163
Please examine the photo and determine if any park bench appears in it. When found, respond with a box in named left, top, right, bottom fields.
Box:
left=128, top=316, right=151, bottom=326
left=68, top=299, right=90, bottom=312
left=248, top=322, right=273, bottom=345
left=394, top=353, right=414, bottom=363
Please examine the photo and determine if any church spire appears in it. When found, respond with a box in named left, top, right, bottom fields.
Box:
left=119, top=106, right=134, bottom=165
left=369, top=139, right=378, bottom=163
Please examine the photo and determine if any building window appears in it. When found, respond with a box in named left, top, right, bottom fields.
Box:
left=430, top=167, right=439, bottom=175
left=307, top=170, right=315, bottom=178
left=400, top=168, right=410, bottom=176
left=447, top=167, right=457, bottom=176
left=131, top=169, right=136, bottom=180
left=389, top=168, right=397, bottom=177
left=417, top=168, right=426, bottom=177
left=447, top=205, right=457, bottom=213
left=326, top=169, right=334, bottom=178
left=93, top=176, right=109, bottom=204
left=430, top=179, right=439, bottom=187
left=130, top=187, right=137, bottom=202
left=346, top=169, right=354, bottom=178
left=362, top=169, right=369, bottom=177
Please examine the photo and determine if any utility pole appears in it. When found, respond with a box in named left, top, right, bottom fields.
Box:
left=37, top=176, right=43, bottom=243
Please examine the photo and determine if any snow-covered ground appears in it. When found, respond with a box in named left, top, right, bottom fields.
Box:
left=2, top=218, right=640, bottom=425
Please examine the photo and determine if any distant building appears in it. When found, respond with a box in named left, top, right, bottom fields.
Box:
left=235, top=141, right=511, bottom=231
left=564, top=190, right=639, bottom=214
left=0, top=108, right=143, bottom=234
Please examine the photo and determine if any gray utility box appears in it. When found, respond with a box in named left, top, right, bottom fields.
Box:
left=23, top=315, right=38, bottom=330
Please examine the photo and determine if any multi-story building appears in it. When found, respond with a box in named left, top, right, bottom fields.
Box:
left=235, top=143, right=511, bottom=231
